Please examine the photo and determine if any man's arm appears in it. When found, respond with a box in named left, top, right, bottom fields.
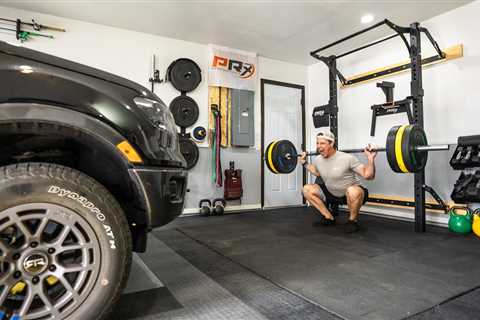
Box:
left=304, top=163, right=321, bottom=177
left=354, top=160, right=375, bottom=180
left=299, top=152, right=321, bottom=177
left=354, top=146, right=377, bottom=180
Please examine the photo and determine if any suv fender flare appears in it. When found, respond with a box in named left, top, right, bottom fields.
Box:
left=0, top=102, right=128, bottom=151
left=0, top=102, right=150, bottom=225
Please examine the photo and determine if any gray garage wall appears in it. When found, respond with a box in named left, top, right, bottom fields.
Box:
left=307, top=1, right=479, bottom=223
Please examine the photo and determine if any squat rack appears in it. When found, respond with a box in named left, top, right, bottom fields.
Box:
left=310, top=19, right=445, bottom=232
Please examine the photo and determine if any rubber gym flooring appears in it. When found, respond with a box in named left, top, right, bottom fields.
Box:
left=110, top=207, right=480, bottom=320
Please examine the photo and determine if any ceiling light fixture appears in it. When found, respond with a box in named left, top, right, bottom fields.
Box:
left=361, top=14, right=374, bottom=24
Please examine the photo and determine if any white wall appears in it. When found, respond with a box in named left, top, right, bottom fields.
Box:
left=307, top=1, right=479, bottom=223
left=0, top=5, right=308, bottom=211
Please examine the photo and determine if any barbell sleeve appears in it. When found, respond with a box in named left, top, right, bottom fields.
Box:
left=414, top=144, right=449, bottom=151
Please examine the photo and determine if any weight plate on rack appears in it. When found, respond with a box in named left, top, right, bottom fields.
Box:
left=169, top=95, right=199, bottom=128
left=167, top=58, right=202, bottom=93
left=179, top=137, right=199, bottom=170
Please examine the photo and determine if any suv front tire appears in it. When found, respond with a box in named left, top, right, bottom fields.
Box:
left=0, top=163, right=132, bottom=319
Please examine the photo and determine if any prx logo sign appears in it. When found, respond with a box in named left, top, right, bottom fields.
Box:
left=212, top=55, right=256, bottom=79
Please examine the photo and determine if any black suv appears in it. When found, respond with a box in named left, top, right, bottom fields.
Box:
left=0, top=41, right=187, bottom=319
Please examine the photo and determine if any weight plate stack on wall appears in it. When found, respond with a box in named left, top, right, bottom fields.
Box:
left=167, top=58, right=202, bottom=170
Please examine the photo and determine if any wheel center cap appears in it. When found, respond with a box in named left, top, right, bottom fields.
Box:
left=23, top=252, right=49, bottom=275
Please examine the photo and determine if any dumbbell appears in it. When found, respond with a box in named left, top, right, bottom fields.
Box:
left=461, top=146, right=473, bottom=164
left=472, top=146, right=480, bottom=165
left=453, top=146, right=464, bottom=164
left=466, top=184, right=478, bottom=198
left=212, top=198, right=226, bottom=216
left=199, top=199, right=212, bottom=216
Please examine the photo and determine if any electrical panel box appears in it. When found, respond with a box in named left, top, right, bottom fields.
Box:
left=231, top=89, right=254, bottom=147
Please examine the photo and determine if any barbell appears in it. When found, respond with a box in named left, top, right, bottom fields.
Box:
left=265, top=124, right=449, bottom=174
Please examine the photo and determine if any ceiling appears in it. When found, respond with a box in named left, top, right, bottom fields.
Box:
left=0, top=0, right=473, bottom=65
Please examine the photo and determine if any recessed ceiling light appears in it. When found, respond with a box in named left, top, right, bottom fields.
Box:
left=361, top=14, right=374, bottom=24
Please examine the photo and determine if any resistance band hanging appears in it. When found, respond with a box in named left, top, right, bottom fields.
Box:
left=216, top=88, right=223, bottom=186
left=216, top=108, right=222, bottom=186
left=211, top=121, right=217, bottom=183
left=211, top=104, right=223, bottom=186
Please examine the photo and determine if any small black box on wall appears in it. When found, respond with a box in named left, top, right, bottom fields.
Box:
left=312, top=105, right=330, bottom=128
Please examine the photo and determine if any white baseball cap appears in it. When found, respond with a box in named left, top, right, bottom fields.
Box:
left=316, top=131, right=335, bottom=142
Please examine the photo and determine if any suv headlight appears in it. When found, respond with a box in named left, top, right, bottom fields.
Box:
left=134, top=97, right=177, bottom=134
left=134, top=97, right=178, bottom=149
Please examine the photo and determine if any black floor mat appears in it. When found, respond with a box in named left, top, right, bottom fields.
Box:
left=155, top=229, right=342, bottom=320
left=407, top=288, right=480, bottom=320
left=110, top=287, right=182, bottom=319
left=162, top=208, right=480, bottom=320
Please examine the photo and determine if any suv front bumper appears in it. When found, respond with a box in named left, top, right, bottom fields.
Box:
left=129, top=167, right=187, bottom=229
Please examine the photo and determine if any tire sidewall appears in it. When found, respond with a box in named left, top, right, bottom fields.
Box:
left=0, top=167, right=130, bottom=320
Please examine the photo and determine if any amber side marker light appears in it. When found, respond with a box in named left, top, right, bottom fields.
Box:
left=117, top=141, right=143, bottom=163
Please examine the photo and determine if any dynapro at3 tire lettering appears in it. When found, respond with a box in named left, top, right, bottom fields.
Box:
left=0, top=163, right=132, bottom=320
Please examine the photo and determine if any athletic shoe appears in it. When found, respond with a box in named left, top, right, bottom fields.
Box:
left=312, top=216, right=336, bottom=227
left=344, top=220, right=360, bottom=233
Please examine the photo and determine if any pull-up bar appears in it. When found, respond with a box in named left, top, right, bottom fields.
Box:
left=310, top=19, right=444, bottom=61
left=336, top=33, right=400, bottom=59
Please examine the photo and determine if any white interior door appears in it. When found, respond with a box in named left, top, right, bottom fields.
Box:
left=264, top=83, right=303, bottom=208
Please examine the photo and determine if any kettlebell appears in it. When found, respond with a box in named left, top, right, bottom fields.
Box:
left=213, top=198, right=226, bottom=216
left=472, top=210, right=480, bottom=238
left=448, top=207, right=473, bottom=234
left=199, top=199, right=212, bottom=216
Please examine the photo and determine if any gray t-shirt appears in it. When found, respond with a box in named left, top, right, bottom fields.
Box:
left=313, top=151, right=362, bottom=197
